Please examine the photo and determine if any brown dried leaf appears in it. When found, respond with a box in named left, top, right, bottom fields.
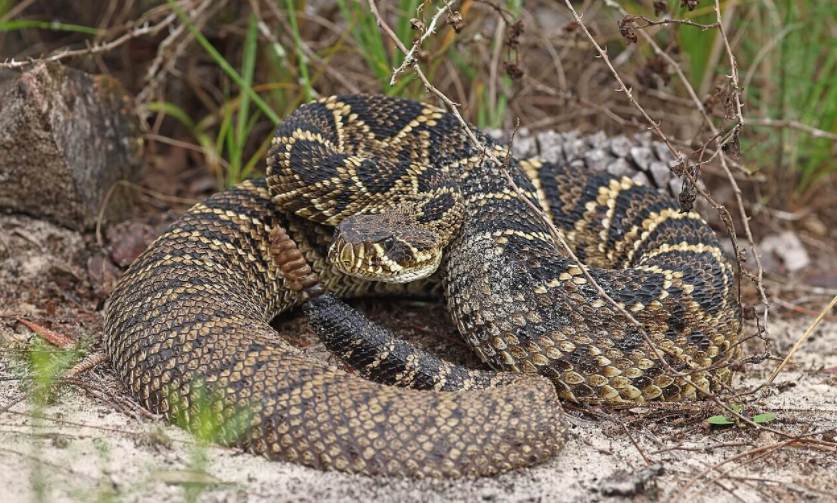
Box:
left=504, top=62, right=524, bottom=80
left=619, top=16, right=639, bottom=44
left=723, top=128, right=741, bottom=160
left=677, top=162, right=698, bottom=212
left=653, top=1, right=668, bottom=16
left=506, top=20, right=524, bottom=49
left=17, top=318, right=74, bottom=348
left=446, top=11, right=464, bottom=32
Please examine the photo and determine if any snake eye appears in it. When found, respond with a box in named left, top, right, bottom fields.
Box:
left=381, top=236, right=396, bottom=248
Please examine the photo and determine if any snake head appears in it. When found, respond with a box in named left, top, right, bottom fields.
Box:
left=327, top=212, right=443, bottom=283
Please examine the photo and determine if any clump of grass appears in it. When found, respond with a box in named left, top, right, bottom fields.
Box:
left=168, top=384, right=252, bottom=502
left=337, top=0, right=410, bottom=90
left=767, top=0, right=836, bottom=192
left=25, top=338, right=86, bottom=503
left=670, top=0, right=836, bottom=193
left=0, top=19, right=98, bottom=35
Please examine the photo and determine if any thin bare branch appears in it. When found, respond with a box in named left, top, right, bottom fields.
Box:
left=0, top=11, right=177, bottom=70
left=389, top=0, right=457, bottom=85
left=745, top=117, right=837, bottom=141
left=764, top=295, right=837, bottom=386
left=628, top=14, right=718, bottom=31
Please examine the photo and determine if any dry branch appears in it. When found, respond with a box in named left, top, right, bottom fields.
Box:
left=390, top=0, right=457, bottom=85
left=0, top=11, right=177, bottom=70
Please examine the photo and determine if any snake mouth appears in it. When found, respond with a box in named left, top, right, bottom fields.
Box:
left=327, top=239, right=441, bottom=283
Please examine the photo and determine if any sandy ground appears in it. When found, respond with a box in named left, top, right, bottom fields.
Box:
left=1, top=213, right=836, bottom=503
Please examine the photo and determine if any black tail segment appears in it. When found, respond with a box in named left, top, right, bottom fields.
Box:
left=303, top=294, right=515, bottom=391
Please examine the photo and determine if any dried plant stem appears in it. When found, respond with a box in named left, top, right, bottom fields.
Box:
left=0, top=10, right=177, bottom=69
left=389, top=0, right=457, bottom=85
left=632, top=15, right=717, bottom=31
left=711, top=0, right=770, bottom=333
left=745, top=117, right=837, bottom=141
left=764, top=295, right=837, bottom=386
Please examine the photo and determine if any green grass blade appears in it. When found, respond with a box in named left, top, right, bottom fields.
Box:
left=237, top=14, right=259, bottom=145
left=145, top=101, right=198, bottom=131
left=168, top=0, right=279, bottom=125
left=226, top=13, right=261, bottom=186
left=0, top=19, right=99, bottom=35
left=285, top=0, right=315, bottom=101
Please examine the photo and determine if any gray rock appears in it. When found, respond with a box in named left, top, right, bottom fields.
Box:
left=631, top=171, right=651, bottom=186
left=649, top=161, right=672, bottom=187
left=758, top=231, right=811, bottom=273
left=509, top=127, right=537, bottom=159
left=0, top=63, right=142, bottom=230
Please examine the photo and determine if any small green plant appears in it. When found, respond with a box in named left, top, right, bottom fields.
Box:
left=706, top=404, right=778, bottom=428
left=28, top=338, right=85, bottom=408
left=26, top=338, right=86, bottom=503
left=167, top=382, right=252, bottom=502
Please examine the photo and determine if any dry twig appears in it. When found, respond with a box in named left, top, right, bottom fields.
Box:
left=390, top=0, right=457, bottom=85
left=764, top=295, right=837, bottom=386
left=0, top=10, right=177, bottom=70
left=745, top=117, right=837, bottom=142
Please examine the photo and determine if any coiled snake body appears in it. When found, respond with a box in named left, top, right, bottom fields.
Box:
left=104, top=95, right=741, bottom=478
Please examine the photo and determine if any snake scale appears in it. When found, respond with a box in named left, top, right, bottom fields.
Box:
left=104, top=95, right=741, bottom=478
